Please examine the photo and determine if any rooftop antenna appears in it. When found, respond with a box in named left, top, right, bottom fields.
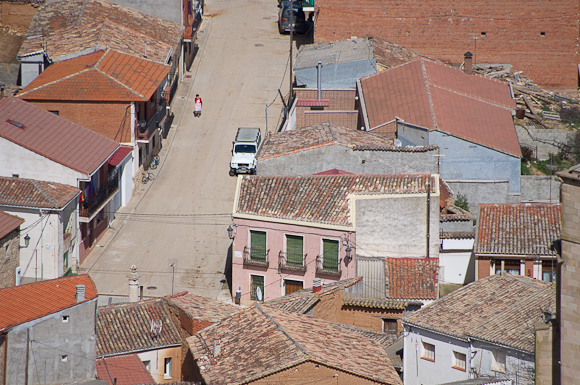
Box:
left=150, top=319, right=163, bottom=338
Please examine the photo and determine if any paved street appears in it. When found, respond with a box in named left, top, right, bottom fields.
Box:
left=79, top=0, right=291, bottom=301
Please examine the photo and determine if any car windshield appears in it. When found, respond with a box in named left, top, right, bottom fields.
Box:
left=235, top=144, right=256, bottom=153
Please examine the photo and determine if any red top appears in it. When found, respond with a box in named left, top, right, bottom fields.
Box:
left=195, top=97, right=202, bottom=106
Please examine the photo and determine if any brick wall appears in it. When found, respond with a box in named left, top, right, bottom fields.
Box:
left=24, top=100, right=133, bottom=142
left=314, top=0, right=580, bottom=90
left=253, top=360, right=384, bottom=384
left=0, top=2, right=39, bottom=33
left=0, top=229, right=19, bottom=288
left=303, top=111, right=358, bottom=130
left=369, top=121, right=397, bottom=139
left=295, top=89, right=357, bottom=110
left=476, top=258, right=490, bottom=280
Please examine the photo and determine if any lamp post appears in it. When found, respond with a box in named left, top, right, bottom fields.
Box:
left=227, top=225, right=234, bottom=240
left=170, top=263, right=175, bottom=296
left=20, top=234, right=30, bottom=249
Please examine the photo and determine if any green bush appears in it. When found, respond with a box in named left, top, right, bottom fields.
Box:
left=454, top=193, right=469, bottom=211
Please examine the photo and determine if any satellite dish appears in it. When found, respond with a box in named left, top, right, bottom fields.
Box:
left=256, top=286, right=263, bottom=301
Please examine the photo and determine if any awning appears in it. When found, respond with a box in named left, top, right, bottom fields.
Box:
left=108, top=146, right=132, bottom=167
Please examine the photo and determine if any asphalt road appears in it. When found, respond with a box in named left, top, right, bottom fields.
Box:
left=80, top=0, right=291, bottom=301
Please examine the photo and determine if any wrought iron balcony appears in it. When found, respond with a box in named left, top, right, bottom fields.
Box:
left=315, top=255, right=342, bottom=277
left=243, top=246, right=269, bottom=268
left=80, top=176, right=119, bottom=218
left=278, top=251, right=307, bottom=272
left=136, top=99, right=167, bottom=141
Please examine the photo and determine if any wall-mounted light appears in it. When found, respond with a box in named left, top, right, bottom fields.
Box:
left=227, top=225, right=238, bottom=240
left=20, top=234, right=30, bottom=249
left=345, top=246, right=352, bottom=261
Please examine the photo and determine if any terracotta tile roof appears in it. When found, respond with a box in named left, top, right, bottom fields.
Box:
left=385, top=258, right=439, bottom=300
left=475, top=203, right=561, bottom=257
left=187, top=304, right=402, bottom=385
left=440, top=205, right=473, bottom=222
left=0, top=210, right=24, bottom=239
left=0, top=97, right=119, bottom=175
left=342, top=297, right=408, bottom=310
left=258, top=123, right=394, bottom=160
left=0, top=274, right=97, bottom=332
left=96, top=354, right=155, bottom=385
left=19, top=19, right=173, bottom=65
left=235, top=174, right=435, bottom=227
left=360, top=58, right=521, bottom=157
left=337, top=323, right=399, bottom=350
left=263, top=277, right=361, bottom=314
left=439, top=231, right=475, bottom=240
left=18, top=50, right=170, bottom=101
left=22, top=0, right=183, bottom=55
left=0, top=177, right=80, bottom=209
left=96, top=298, right=182, bottom=357
left=402, top=274, right=555, bottom=353
left=168, top=292, right=241, bottom=323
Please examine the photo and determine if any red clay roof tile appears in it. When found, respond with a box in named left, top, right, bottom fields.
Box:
left=361, top=58, right=521, bottom=156
left=475, top=203, right=561, bottom=256
left=0, top=177, right=80, bottom=209
left=385, top=257, right=439, bottom=300
left=96, top=354, right=155, bottom=385
left=0, top=274, right=98, bottom=332
left=18, top=50, right=170, bottom=102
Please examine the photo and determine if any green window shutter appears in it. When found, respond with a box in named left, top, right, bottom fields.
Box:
left=322, top=239, right=339, bottom=271
left=286, top=235, right=303, bottom=265
left=250, top=231, right=266, bottom=260
left=250, top=275, right=264, bottom=301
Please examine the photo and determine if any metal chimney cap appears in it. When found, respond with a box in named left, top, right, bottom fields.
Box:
left=464, top=51, right=473, bottom=58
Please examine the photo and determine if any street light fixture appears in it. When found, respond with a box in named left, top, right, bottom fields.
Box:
left=20, top=234, right=30, bottom=249
left=227, top=225, right=235, bottom=240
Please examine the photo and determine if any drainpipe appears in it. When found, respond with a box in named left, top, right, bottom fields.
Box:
left=426, top=180, right=430, bottom=260
left=316, top=61, right=322, bottom=101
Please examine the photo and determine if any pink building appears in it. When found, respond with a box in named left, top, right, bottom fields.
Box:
left=231, top=174, right=440, bottom=303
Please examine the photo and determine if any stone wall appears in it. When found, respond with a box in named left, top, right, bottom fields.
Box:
left=520, top=175, right=561, bottom=203
left=0, top=229, right=19, bottom=288
left=516, top=125, right=575, bottom=160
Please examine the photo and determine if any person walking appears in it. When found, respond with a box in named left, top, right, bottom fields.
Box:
left=194, top=94, right=202, bottom=117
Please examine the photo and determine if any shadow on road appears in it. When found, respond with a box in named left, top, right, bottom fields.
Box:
left=224, top=243, right=233, bottom=296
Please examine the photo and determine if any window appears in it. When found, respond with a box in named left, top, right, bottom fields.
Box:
left=250, top=230, right=267, bottom=261
left=61, top=355, right=68, bottom=362
left=164, top=357, right=172, bottom=379
left=250, top=275, right=265, bottom=301
left=142, top=360, right=151, bottom=371
left=322, top=239, right=339, bottom=271
left=285, top=279, right=303, bottom=295
left=382, top=318, right=397, bottom=334
left=491, top=349, right=506, bottom=373
left=48, top=110, right=59, bottom=115
left=421, top=341, right=435, bottom=362
left=62, top=315, right=69, bottom=323
left=286, top=235, right=304, bottom=266
left=542, top=261, right=556, bottom=283
left=496, top=260, right=520, bottom=275
left=12, top=174, right=18, bottom=178
left=452, top=351, right=466, bottom=371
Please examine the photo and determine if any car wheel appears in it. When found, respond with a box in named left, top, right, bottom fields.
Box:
left=278, top=22, right=284, bottom=34
left=229, top=169, right=236, bottom=177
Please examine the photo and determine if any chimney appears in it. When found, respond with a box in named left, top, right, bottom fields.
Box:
left=127, top=265, right=140, bottom=302
left=213, top=339, right=221, bottom=357
left=312, top=278, right=322, bottom=293
left=76, top=285, right=86, bottom=302
left=316, top=61, right=322, bottom=101
left=464, top=52, right=473, bottom=74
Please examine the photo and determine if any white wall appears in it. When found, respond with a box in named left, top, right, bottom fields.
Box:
left=0, top=203, right=78, bottom=282
left=19, top=53, right=45, bottom=88
left=403, top=326, right=535, bottom=385
left=439, top=239, right=474, bottom=284
left=0, top=137, right=86, bottom=185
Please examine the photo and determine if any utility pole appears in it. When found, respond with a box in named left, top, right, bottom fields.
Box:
left=288, top=0, right=294, bottom=108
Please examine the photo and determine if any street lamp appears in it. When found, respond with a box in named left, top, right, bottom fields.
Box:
left=20, top=234, right=30, bottom=249
left=345, top=246, right=352, bottom=262
left=170, top=263, right=175, bottom=296
left=227, top=225, right=235, bottom=240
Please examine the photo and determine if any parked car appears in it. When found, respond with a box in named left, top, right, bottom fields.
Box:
left=277, top=1, right=307, bottom=34
left=230, top=127, right=262, bottom=176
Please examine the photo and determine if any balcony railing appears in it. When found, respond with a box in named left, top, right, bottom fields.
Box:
left=136, top=99, right=167, bottom=141
left=315, top=255, right=342, bottom=277
left=243, top=246, right=269, bottom=268
left=80, top=176, right=119, bottom=218
left=278, top=251, right=307, bottom=272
